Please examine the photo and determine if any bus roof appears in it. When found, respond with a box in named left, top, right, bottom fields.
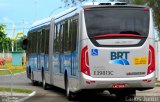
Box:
left=31, top=17, right=51, bottom=29
left=30, top=7, right=78, bottom=31
left=29, top=2, right=149, bottom=31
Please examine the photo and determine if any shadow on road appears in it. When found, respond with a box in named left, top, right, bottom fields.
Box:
left=43, top=85, right=128, bottom=102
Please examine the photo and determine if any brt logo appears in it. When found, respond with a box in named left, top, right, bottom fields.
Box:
left=110, top=52, right=130, bottom=65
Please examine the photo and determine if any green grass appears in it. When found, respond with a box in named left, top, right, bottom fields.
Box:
left=0, top=87, right=32, bottom=94
left=0, top=69, right=26, bottom=75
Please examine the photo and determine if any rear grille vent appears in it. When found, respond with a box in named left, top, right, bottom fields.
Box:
left=115, top=3, right=127, bottom=5
left=99, top=3, right=111, bottom=5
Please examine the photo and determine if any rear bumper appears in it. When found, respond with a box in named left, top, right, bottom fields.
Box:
left=79, top=72, right=155, bottom=90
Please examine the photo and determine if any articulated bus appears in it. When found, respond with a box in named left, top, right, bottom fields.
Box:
left=23, top=2, right=156, bottom=100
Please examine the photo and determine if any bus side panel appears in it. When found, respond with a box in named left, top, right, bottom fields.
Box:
left=44, top=55, right=50, bottom=84
left=28, top=54, right=39, bottom=81
left=69, top=50, right=79, bottom=92
left=52, top=53, right=65, bottom=89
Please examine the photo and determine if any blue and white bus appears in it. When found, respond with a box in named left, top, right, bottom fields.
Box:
left=23, top=2, right=156, bottom=100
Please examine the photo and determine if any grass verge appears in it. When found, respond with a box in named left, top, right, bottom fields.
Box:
left=0, top=87, right=32, bottom=94
left=0, top=65, right=26, bottom=70
left=0, top=69, right=26, bottom=75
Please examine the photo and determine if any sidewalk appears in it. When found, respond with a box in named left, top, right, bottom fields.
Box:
left=156, top=81, right=160, bottom=86
left=0, top=91, right=36, bottom=102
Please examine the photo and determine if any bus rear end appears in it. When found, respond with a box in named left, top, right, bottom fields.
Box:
left=79, top=6, right=155, bottom=95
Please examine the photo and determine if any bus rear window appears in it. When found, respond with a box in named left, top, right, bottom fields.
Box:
left=84, top=7, right=149, bottom=37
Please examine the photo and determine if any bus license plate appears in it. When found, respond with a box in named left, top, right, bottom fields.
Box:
left=112, top=84, right=125, bottom=88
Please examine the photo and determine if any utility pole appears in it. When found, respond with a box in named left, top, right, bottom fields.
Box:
left=12, top=24, right=15, bottom=52
left=14, top=32, right=23, bottom=51
left=22, top=19, right=24, bottom=35
left=93, top=0, right=96, bottom=5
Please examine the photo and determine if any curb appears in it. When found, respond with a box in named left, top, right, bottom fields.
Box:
left=13, top=71, right=26, bottom=76
left=17, top=91, right=36, bottom=102
left=155, top=83, right=160, bottom=86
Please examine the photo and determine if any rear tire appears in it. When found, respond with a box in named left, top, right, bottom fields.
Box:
left=65, top=74, right=76, bottom=100
left=27, top=67, right=31, bottom=79
left=31, top=72, right=38, bottom=86
left=42, top=72, right=48, bottom=90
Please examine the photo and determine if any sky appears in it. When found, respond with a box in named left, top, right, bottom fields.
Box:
left=0, top=0, right=65, bottom=38
left=0, top=0, right=110, bottom=38
left=0, top=0, right=159, bottom=40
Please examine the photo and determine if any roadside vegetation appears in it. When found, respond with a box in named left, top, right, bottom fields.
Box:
left=0, top=68, right=26, bottom=75
left=0, top=87, right=32, bottom=94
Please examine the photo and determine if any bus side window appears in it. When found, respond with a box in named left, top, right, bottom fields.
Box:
left=61, top=23, right=66, bottom=53
left=71, top=19, right=78, bottom=52
left=55, top=24, right=60, bottom=53
left=60, top=24, right=64, bottom=53
left=45, top=29, right=50, bottom=54
left=53, top=25, right=57, bottom=53
left=64, top=20, right=69, bottom=52
left=69, top=19, right=73, bottom=51
left=27, top=33, right=31, bottom=53
left=30, top=32, right=34, bottom=54
left=37, top=31, right=42, bottom=54
left=33, top=32, right=37, bottom=54
left=41, top=29, right=45, bottom=54
left=30, top=32, right=33, bottom=54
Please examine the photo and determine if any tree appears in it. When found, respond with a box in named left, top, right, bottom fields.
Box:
left=131, top=0, right=146, bottom=5
left=0, top=24, right=7, bottom=56
left=0, top=24, right=6, bottom=44
left=3, top=37, right=12, bottom=52
left=61, top=0, right=88, bottom=6
left=61, top=0, right=160, bottom=35
left=16, top=35, right=27, bottom=51
left=117, top=0, right=160, bottom=36
left=0, top=24, right=13, bottom=53
left=148, top=0, right=160, bottom=34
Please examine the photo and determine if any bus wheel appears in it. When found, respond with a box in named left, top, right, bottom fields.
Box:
left=31, top=72, right=37, bottom=86
left=42, top=73, right=47, bottom=90
left=65, top=75, right=75, bottom=100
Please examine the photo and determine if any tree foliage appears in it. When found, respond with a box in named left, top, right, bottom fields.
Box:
left=2, top=37, right=12, bottom=52
left=61, top=0, right=88, bottom=6
left=147, top=0, right=160, bottom=33
left=61, top=0, right=160, bottom=35
left=0, top=24, right=9, bottom=52
left=0, top=24, right=6, bottom=43
left=117, top=0, right=160, bottom=34
left=0, top=24, right=26, bottom=52
left=16, top=35, right=27, bottom=51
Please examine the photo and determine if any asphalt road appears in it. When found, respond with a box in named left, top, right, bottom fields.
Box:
left=0, top=73, right=160, bottom=102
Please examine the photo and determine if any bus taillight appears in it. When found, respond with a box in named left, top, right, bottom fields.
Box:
left=147, top=45, right=155, bottom=75
left=144, top=8, right=149, bottom=11
left=84, top=8, right=92, bottom=11
left=81, top=46, right=90, bottom=76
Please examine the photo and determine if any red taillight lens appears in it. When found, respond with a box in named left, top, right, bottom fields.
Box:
left=84, top=8, right=92, bottom=11
left=144, top=8, right=149, bottom=11
left=81, top=46, right=90, bottom=76
left=147, top=45, right=155, bottom=75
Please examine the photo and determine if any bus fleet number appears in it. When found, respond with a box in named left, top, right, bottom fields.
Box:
left=94, top=71, right=113, bottom=76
